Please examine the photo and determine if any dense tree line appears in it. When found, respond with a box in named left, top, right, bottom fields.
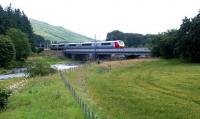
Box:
left=0, top=4, right=45, bottom=67
left=0, top=5, right=32, bottom=38
left=0, top=4, right=46, bottom=49
left=106, top=30, right=150, bottom=47
left=150, top=11, right=200, bottom=62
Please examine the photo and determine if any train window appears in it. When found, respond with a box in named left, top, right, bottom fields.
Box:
left=82, top=43, right=92, bottom=46
left=69, top=44, right=76, bottom=46
left=101, top=43, right=111, bottom=45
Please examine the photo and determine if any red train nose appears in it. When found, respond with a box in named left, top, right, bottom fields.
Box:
left=114, top=41, right=120, bottom=48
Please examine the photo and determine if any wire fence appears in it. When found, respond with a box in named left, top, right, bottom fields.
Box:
left=60, top=71, right=98, bottom=119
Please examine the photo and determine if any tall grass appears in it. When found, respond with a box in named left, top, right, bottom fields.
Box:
left=27, top=55, right=69, bottom=65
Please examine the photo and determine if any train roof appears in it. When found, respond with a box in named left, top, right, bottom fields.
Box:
left=82, top=40, right=122, bottom=43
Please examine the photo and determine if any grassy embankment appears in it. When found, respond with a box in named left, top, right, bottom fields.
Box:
left=0, top=55, right=85, bottom=119
left=65, top=59, right=200, bottom=119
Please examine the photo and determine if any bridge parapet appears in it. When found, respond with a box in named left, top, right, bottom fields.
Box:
left=64, top=48, right=151, bottom=60
left=64, top=48, right=150, bottom=54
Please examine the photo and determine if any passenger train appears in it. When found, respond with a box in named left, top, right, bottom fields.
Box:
left=50, top=40, right=125, bottom=50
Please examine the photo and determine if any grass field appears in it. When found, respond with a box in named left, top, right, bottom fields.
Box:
left=65, top=59, right=200, bottom=119
left=0, top=73, right=85, bottom=119
left=0, top=54, right=84, bottom=119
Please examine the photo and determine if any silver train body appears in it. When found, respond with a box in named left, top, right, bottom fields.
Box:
left=50, top=40, right=125, bottom=50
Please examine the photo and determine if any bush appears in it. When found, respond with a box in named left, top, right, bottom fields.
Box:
left=0, top=35, right=16, bottom=67
left=0, top=89, right=12, bottom=111
left=27, top=62, right=56, bottom=77
left=6, top=28, right=31, bottom=60
left=36, top=47, right=44, bottom=54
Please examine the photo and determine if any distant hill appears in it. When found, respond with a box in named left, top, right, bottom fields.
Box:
left=30, top=19, right=92, bottom=42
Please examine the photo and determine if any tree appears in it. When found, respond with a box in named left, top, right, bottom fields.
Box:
left=0, top=35, right=15, bottom=67
left=176, top=12, right=200, bottom=62
left=160, top=30, right=178, bottom=59
left=176, top=17, right=191, bottom=60
left=106, top=30, right=149, bottom=47
left=150, top=30, right=178, bottom=58
left=0, top=5, right=5, bottom=34
left=150, top=34, right=162, bottom=57
left=32, top=34, right=46, bottom=48
left=0, top=4, right=39, bottom=52
left=6, top=28, right=31, bottom=60
left=124, top=33, right=147, bottom=47
left=106, top=30, right=124, bottom=41
left=189, top=12, right=200, bottom=62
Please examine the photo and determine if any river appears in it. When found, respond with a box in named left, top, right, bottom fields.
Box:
left=0, top=64, right=78, bottom=80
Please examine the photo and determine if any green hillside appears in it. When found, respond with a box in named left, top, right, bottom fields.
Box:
left=30, top=19, right=92, bottom=42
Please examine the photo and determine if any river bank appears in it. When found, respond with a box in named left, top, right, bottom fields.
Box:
left=0, top=54, right=71, bottom=80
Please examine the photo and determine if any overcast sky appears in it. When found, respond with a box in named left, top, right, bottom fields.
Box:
left=1, top=0, right=200, bottom=40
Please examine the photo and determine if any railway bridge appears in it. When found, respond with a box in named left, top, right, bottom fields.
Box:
left=64, top=48, right=151, bottom=60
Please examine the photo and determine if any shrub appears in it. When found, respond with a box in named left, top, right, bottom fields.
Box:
left=27, top=62, right=56, bottom=77
left=0, top=35, right=16, bottom=67
left=0, top=89, right=12, bottom=111
left=36, top=47, right=44, bottom=54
